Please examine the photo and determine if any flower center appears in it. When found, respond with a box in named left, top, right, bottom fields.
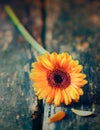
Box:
left=47, top=69, right=70, bottom=88
left=54, top=74, right=63, bottom=83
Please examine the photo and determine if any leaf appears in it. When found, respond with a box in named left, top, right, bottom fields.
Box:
left=71, top=108, right=94, bottom=116
left=48, top=111, right=66, bottom=123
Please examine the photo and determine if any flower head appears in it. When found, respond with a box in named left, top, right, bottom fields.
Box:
left=30, top=52, right=88, bottom=106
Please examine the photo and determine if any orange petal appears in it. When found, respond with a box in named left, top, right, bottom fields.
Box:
left=32, top=62, right=46, bottom=71
left=46, top=88, right=55, bottom=104
left=30, top=77, right=47, bottom=82
left=35, top=85, right=51, bottom=99
left=65, top=59, right=74, bottom=72
left=57, top=54, right=63, bottom=66
left=48, top=111, right=66, bottom=123
left=50, top=52, right=58, bottom=66
left=30, top=69, right=46, bottom=76
left=34, top=82, right=48, bottom=91
left=34, top=81, right=49, bottom=89
left=54, top=89, right=62, bottom=106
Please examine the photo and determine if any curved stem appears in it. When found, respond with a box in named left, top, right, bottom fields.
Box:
left=4, top=5, right=48, bottom=55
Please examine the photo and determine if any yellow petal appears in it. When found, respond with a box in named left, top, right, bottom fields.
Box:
left=69, top=86, right=77, bottom=100
left=60, top=54, right=72, bottom=69
left=60, top=91, right=64, bottom=103
left=38, top=90, right=47, bottom=99
left=77, top=88, right=84, bottom=95
left=41, top=57, right=54, bottom=70
left=71, top=86, right=79, bottom=99
left=62, top=90, right=69, bottom=105
left=60, top=56, right=67, bottom=68
left=70, top=73, right=86, bottom=79
left=74, top=80, right=88, bottom=86
left=71, top=108, right=94, bottom=116
left=65, top=89, right=72, bottom=103
left=37, top=53, right=49, bottom=61
left=72, top=65, right=83, bottom=73
left=69, top=60, right=79, bottom=68
left=71, top=78, right=87, bottom=84
left=48, top=111, right=66, bottom=123
left=57, top=54, right=63, bottom=65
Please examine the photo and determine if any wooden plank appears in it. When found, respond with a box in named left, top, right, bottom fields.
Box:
left=0, top=1, right=43, bottom=130
left=0, top=1, right=100, bottom=130
left=43, top=0, right=100, bottom=130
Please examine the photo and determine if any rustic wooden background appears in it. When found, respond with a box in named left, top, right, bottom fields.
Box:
left=0, top=0, right=100, bottom=130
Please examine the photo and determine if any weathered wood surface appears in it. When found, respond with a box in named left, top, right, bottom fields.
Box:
left=0, top=0, right=100, bottom=130
left=43, top=0, right=100, bottom=130
left=0, top=1, right=43, bottom=130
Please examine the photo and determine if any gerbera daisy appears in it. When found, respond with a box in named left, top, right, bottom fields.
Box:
left=30, top=52, right=88, bottom=106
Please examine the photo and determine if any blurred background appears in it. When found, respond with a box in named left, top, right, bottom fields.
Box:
left=0, top=0, right=100, bottom=130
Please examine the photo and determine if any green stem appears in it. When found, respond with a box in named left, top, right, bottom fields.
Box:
left=4, top=5, right=48, bottom=55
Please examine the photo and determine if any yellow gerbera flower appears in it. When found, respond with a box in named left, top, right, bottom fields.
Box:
left=30, top=52, right=88, bottom=106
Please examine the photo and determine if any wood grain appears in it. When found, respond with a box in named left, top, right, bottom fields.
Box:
left=0, top=0, right=100, bottom=130
left=42, top=0, right=100, bottom=130
left=0, top=1, right=43, bottom=130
